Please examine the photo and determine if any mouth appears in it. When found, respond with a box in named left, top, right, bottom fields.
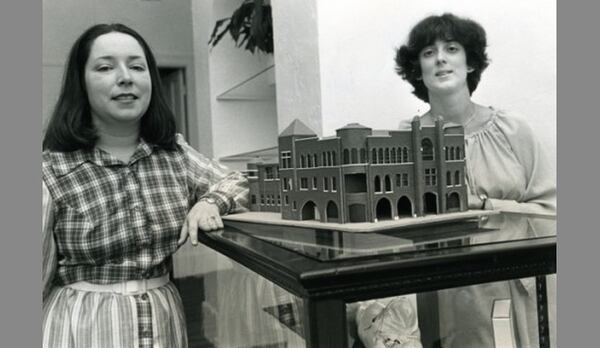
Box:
left=435, top=70, right=453, bottom=77
left=111, top=93, right=138, bottom=101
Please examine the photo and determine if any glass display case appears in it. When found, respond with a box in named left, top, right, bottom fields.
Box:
left=177, top=212, right=556, bottom=348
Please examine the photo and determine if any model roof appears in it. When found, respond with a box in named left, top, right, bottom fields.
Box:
left=336, top=122, right=372, bottom=130
left=280, top=119, right=317, bottom=137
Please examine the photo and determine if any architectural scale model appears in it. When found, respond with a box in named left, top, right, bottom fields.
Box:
left=245, top=117, right=468, bottom=224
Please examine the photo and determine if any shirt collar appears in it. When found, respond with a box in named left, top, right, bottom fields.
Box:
left=48, top=138, right=157, bottom=177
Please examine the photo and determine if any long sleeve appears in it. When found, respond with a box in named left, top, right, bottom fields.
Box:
left=488, top=118, right=556, bottom=215
left=465, top=109, right=556, bottom=216
left=42, top=181, right=57, bottom=302
left=177, top=134, right=249, bottom=215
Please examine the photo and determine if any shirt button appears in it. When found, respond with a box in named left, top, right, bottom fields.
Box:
left=141, top=329, right=152, bottom=338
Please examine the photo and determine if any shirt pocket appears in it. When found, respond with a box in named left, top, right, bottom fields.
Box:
left=53, top=203, right=97, bottom=263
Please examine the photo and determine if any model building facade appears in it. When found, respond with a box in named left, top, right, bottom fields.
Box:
left=246, top=117, right=468, bottom=223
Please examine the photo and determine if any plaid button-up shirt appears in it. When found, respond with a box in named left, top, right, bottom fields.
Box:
left=42, top=134, right=248, bottom=290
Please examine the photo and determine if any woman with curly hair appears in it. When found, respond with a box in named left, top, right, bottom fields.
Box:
left=390, top=13, right=556, bottom=348
left=394, top=12, right=555, bottom=215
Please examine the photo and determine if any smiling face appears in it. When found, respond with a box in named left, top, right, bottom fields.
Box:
left=418, top=39, right=472, bottom=98
left=84, top=32, right=152, bottom=132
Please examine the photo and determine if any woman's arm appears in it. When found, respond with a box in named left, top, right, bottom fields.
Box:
left=178, top=134, right=249, bottom=214
left=176, top=135, right=249, bottom=245
left=490, top=117, right=556, bottom=215
left=42, top=182, right=57, bottom=301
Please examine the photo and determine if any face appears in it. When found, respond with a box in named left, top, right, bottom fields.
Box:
left=84, top=32, right=152, bottom=132
left=418, top=39, right=472, bottom=97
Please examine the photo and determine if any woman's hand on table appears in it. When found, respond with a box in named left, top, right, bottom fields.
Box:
left=178, top=200, right=223, bottom=246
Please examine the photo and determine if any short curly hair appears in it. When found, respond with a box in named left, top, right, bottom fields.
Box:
left=394, top=13, right=490, bottom=103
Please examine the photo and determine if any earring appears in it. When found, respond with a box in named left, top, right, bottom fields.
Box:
left=467, top=67, right=474, bottom=73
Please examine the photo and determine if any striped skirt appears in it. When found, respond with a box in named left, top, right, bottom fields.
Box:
left=42, top=282, right=187, bottom=348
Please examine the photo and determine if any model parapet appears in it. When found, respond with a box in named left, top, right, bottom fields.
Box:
left=245, top=117, right=468, bottom=224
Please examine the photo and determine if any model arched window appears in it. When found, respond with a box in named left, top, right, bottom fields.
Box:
left=307, top=155, right=313, bottom=168
left=447, top=171, right=452, bottom=186
left=455, top=171, right=461, bottom=186
left=445, top=147, right=449, bottom=161
left=397, top=147, right=402, bottom=163
left=360, top=148, right=366, bottom=163
left=403, top=147, right=409, bottom=162
left=391, top=148, right=396, bottom=163
left=378, top=148, right=384, bottom=164
left=351, top=148, right=358, bottom=164
left=374, top=175, right=382, bottom=192
left=385, top=148, right=390, bottom=163
left=450, top=146, right=455, bottom=160
left=456, top=147, right=461, bottom=160
left=322, top=152, right=326, bottom=167
left=422, top=138, right=434, bottom=161
left=372, top=149, right=377, bottom=164
left=313, top=154, right=318, bottom=167
left=385, top=175, right=392, bottom=192
left=343, top=149, right=350, bottom=164
left=326, top=201, right=339, bottom=219
left=301, top=155, right=306, bottom=168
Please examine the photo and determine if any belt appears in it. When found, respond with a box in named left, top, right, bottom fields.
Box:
left=66, top=274, right=170, bottom=295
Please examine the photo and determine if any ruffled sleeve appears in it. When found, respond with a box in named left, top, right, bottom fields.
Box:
left=42, top=181, right=57, bottom=301
left=176, top=134, right=249, bottom=215
left=466, top=111, right=556, bottom=215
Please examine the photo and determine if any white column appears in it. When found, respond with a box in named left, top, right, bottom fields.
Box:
left=271, top=0, right=323, bottom=136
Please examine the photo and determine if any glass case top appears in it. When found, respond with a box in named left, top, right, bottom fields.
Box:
left=218, top=212, right=556, bottom=262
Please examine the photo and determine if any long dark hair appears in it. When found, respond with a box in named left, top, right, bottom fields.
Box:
left=394, top=13, right=490, bottom=103
left=43, top=23, right=177, bottom=151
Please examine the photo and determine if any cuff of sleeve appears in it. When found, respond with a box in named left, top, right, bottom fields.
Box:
left=200, top=191, right=233, bottom=215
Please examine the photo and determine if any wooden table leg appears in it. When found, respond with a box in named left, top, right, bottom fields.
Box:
left=417, top=291, right=441, bottom=348
left=302, top=298, right=347, bottom=348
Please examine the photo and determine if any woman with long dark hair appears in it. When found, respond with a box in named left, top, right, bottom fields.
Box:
left=42, top=23, right=248, bottom=347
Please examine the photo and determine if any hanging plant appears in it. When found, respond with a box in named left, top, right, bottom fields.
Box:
left=208, top=0, right=274, bottom=55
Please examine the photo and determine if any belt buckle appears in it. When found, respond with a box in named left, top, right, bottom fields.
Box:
left=122, top=279, right=148, bottom=295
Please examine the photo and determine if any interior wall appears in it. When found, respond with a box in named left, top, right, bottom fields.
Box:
left=191, top=0, right=279, bottom=162
left=316, top=0, right=556, bottom=167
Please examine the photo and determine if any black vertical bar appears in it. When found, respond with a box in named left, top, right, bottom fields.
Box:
left=417, top=291, right=442, bottom=348
left=302, top=298, right=347, bottom=348
left=536, top=276, right=550, bottom=348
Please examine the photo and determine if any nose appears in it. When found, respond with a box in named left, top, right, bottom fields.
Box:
left=435, top=50, right=447, bottom=65
left=116, top=65, right=132, bottom=86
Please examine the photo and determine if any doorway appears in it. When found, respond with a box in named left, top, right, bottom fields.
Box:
left=159, top=68, right=188, bottom=139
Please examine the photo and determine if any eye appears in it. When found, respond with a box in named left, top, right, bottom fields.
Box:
left=421, top=48, right=434, bottom=58
left=95, top=65, right=112, bottom=72
left=446, top=44, right=460, bottom=53
left=130, top=64, right=147, bottom=72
